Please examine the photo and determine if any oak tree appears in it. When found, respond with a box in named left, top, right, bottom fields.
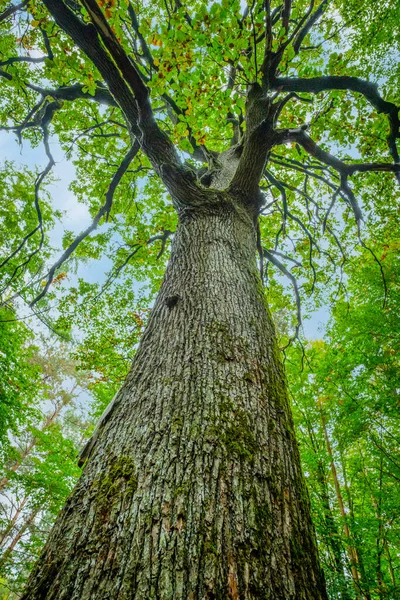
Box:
left=0, top=0, right=399, bottom=598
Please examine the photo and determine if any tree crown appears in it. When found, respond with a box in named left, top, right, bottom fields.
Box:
left=0, top=0, right=399, bottom=343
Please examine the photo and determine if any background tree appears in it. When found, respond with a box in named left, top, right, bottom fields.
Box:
left=0, top=338, right=91, bottom=598
left=0, top=0, right=399, bottom=598
left=0, top=307, right=42, bottom=452
left=286, top=215, right=400, bottom=599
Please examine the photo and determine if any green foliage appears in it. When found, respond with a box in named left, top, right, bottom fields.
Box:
left=0, top=308, right=41, bottom=449
left=57, top=279, right=152, bottom=419
left=285, top=222, right=400, bottom=598
left=0, top=0, right=398, bottom=319
left=0, top=338, right=91, bottom=597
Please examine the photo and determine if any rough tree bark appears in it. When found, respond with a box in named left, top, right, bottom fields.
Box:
left=22, top=195, right=327, bottom=599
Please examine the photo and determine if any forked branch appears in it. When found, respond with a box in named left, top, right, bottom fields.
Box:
left=79, top=0, right=179, bottom=171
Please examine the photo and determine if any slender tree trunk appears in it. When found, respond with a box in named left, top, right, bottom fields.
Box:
left=363, top=452, right=387, bottom=598
left=303, top=414, right=351, bottom=598
left=320, top=412, right=370, bottom=600
left=338, top=446, right=371, bottom=600
left=0, top=508, right=39, bottom=570
left=22, top=200, right=327, bottom=599
left=383, top=538, right=396, bottom=588
left=315, top=462, right=352, bottom=600
left=0, top=384, right=77, bottom=492
left=0, top=495, right=28, bottom=547
left=0, top=440, right=37, bottom=492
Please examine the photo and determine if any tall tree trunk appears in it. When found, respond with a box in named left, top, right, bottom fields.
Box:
left=383, top=537, right=396, bottom=588
left=338, top=446, right=371, bottom=600
left=362, top=452, right=387, bottom=598
left=22, top=201, right=327, bottom=599
left=302, top=412, right=351, bottom=598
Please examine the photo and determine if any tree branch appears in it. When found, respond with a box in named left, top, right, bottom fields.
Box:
left=42, top=0, right=185, bottom=196
left=81, top=0, right=185, bottom=179
left=272, top=75, right=400, bottom=179
left=30, top=141, right=140, bottom=306
left=275, top=128, right=400, bottom=224
left=281, top=0, right=292, bottom=35
left=27, top=82, right=116, bottom=106
left=127, top=3, right=155, bottom=69
left=93, top=230, right=173, bottom=302
left=0, top=56, right=47, bottom=67
left=293, top=0, right=329, bottom=54
left=42, top=0, right=139, bottom=128
left=0, top=226, right=40, bottom=271
left=80, top=0, right=149, bottom=106
left=228, top=84, right=278, bottom=206
left=0, top=0, right=27, bottom=23
left=1, top=123, right=55, bottom=295
left=126, top=1, right=206, bottom=161
left=261, top=0, right=273, bottom=86
left=263, top=248, right=302, bottom=347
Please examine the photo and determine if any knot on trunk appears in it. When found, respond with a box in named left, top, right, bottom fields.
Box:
left=165, top=294, right=181, bottom=309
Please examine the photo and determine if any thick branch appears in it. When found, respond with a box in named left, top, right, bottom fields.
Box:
left=126, top=1, right=206, bottom=161
left=0, top=56, right=47, bottom=67
left=281, top=0, right=292, bottom=34
left=261, top=0, right=273, bottom=86
left=80, top=0, right=148, bottom=106
left=276, top=128, right=400, bottom=224
left=263, top=0, right=327, bottom=84
left=276, top=128, right=400, bottom=177
left=27, top=82, right=116, bottom=106
left=0, top=69, right=12, bottom=81
left=42, top=0, right=139, bottom=128
left=272, top=75, right=397, bottom=114
left=0, top=63, right=116, bottom=106
left=127, top=3, right=155, bottom=68
left=43, top=0, right=182, bottom=191
left=80, top=0, right=181, bottom=175
left=229, top=84, right=277, bottom=206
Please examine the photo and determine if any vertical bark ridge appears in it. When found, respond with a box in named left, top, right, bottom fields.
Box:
left=22, top=199, right=327, bottom=600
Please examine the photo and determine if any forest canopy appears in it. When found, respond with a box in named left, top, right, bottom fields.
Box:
left=0, top=0, right=399, bottom=598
